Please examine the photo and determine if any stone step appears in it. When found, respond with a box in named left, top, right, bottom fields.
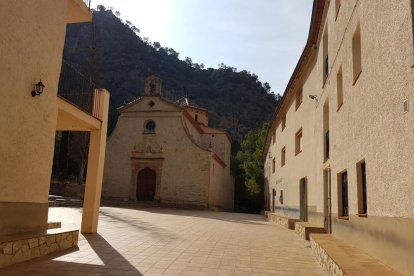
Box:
left=294, top=222, right=326, bottom=240
left=264, top=211, right=300, bottom=230
left=310, top=233, right=400, bottom=276
left=0, top=228, right=78, bottom=268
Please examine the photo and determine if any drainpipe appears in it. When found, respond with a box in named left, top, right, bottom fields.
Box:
left=327, top=166, right=332, bottom=233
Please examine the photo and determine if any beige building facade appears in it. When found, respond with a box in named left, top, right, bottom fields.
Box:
left=103, top=76, right=234, bottom=210
left=264, top=0, right=414, bottom=274
left=0, top=0, right=109, bottom=241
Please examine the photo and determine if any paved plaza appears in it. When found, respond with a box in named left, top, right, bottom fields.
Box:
left=0, top=207, right=323, bottom=275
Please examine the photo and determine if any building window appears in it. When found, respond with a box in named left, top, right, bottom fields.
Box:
left=296, top=89, right=303, bottom=110
left=338, top=170, right=349, bottom=218
left=335, top=0, right=341, bottom=21
left=279, top=190, right=284, bottom=204
left=282, top=115, right=286, bottom=131
left=295, top=128, right=303, bottom=155
left=195, top=114, right=198, bottom=121
left=272, top=158, right=276, bottom=174
left=352, top=24, right=362, bottom=84
left=144, top=120, right=156, bottom=133
left=281, top=147, right=286, bottom=167
left=357, top=160, right=367, bottom=216
left=323, top=27, right=329, bottom=85
left=272, top=130, right=276, bottom=144
left=337, top=66, right=343, bottom=110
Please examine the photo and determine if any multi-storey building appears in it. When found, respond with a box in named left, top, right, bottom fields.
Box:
left=264, top=0, right=414, bottom=274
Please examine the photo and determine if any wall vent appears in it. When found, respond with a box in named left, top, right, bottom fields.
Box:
left=403, top=99, right=409, bottom=113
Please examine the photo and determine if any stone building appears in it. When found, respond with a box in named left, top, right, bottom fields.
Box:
left=264, top=0, right=414, bottom=274
left=103, top=76, right=234, bottom=210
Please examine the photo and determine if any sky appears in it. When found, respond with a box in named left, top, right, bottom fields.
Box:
left=93, top=0, right=313, bottom=95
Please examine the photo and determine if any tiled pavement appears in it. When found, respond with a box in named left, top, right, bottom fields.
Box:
left=0, top=207, right=323, bottom=275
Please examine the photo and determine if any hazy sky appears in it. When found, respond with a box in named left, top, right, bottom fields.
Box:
left=93, top=0, right=313, bottom=95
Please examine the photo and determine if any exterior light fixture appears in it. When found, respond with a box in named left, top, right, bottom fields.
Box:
left=31, top=80, right=45, bottom=97
left=309, top=94, right=319, bottom=104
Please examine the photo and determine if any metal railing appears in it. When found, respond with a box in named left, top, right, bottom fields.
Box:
left=58, top=60, right=101, bottom=119
left=83, top=0, right=91, bottom=9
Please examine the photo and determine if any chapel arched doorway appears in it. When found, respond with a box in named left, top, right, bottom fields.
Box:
left=136, top=167, right=156, bottom=201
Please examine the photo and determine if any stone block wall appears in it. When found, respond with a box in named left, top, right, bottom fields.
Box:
left=310, top=236, right=345, bottom=276
left=265, top=212, right=300, bottom=229
left=0, top=230, right=78, bottom=268
left=295, top=223, right=307, bottom=240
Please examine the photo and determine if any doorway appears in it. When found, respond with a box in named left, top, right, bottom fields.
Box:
left=323, top=169, right=332, bottom=233
left=299, top=178, right=308, bottom=221
left=136, top=167, right=156, bottom=201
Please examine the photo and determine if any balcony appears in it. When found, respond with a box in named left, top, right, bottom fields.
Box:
left=67, top=0, right=92, bottom=23
left=58, top=60, right=103, bottom=120
left=56, top=60, right=107, bottom=131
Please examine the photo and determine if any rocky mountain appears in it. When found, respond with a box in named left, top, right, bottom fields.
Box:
left=63, top=6, right=278, bottom=144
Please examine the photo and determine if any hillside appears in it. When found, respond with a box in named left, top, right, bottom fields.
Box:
left=63, top=6, right=278, bottom=143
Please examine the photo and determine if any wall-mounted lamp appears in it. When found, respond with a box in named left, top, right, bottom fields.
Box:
left=31, top=80, right=45, bottom=97
left=309, top=94, right=319, bottom=104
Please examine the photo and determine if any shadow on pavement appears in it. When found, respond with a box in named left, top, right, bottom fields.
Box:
left=0, top=234, right=143, bottom=276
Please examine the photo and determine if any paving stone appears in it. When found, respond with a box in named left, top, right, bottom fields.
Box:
left=0, top=207, right=324, bottom=275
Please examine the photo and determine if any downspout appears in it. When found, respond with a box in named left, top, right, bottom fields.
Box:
left=327, top=166, right=332, bottom=233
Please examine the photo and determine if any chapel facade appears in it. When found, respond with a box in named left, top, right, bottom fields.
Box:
left=103, top=76, right=234, bottom=210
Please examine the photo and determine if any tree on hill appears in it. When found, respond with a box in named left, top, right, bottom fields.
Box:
left=234, top=123, right=268, bottom=212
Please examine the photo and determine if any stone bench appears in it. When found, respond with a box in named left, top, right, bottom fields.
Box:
left=0, top=228, right=78, bottom=268
left=310, top=233, right=400, bottom=276
left=264, top=211, right=300, bottom=230
left=294, top=222, right=326, bottom=240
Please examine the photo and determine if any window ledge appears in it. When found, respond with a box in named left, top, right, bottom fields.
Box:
left=357, top=213, right=368, bottom=217
left=337, top=216, right=349, bottom=220
left=352, top=71, right=362, bottom=86
left=337, top=103, right=343, bottom=112
left=295, top=150, right=302, bottom=156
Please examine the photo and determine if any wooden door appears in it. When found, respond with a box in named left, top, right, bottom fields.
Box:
left=137, top=167, right=156, bottom=201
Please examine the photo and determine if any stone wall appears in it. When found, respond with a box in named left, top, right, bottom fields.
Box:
left=0, top=230, right=78, bottom=268
left=310, top=236, right=345, bottom=276
left=265, top=212, right=299, bottom=229
left=295, top=223, right=307, bottom=240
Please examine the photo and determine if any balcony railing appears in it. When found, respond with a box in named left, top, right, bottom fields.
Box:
left=83, top=0, right=91, bottom=9
left=58, top=60, right=103, bottom=120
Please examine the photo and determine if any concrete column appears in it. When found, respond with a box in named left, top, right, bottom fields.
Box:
left=81, top=89, right=109, bottom=234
